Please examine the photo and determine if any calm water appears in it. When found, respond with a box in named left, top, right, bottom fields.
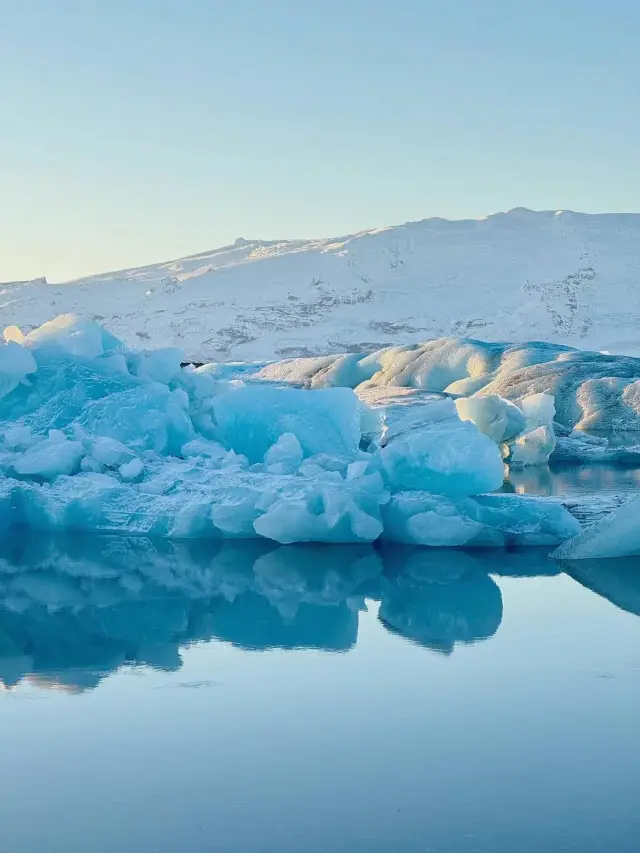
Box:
left=0, top=533, right=639, bottom=853
left=506, top=462, right=640, bottom=497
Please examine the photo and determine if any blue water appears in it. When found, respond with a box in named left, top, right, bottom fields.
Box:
left=0, top=534, right=639, bottom=853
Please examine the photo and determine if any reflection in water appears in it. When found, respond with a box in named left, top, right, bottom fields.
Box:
left=0, top=536, right=381, bottom=692
left=561, top=556, right=640, bottom=617
left=377, top=547, right=502, bottom=653
left=0, top=533, right=638, bottom=692
left=507, top=463, right=640, bottom=497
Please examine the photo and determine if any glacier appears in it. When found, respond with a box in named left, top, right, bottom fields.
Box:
left=0, top=314, right=585, bottom=546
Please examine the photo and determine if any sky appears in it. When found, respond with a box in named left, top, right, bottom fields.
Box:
left=1, top=0, right=638, bottom=282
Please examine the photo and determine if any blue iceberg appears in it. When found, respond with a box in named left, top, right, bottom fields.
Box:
left=0, top=315, right=580, bottom=546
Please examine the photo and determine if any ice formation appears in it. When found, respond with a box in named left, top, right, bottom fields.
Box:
left=256, top=337, right=640, bottom=434
left=454, top=395, right=526, bottom=443
left=0, top=315, right=584, bottom=546
left=552, top=496, right=640, bottom=560
left=380, top=399, right=505, bottom=496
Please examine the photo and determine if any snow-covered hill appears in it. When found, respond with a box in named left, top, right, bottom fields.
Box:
left=3, top=208, right=640, bottom=361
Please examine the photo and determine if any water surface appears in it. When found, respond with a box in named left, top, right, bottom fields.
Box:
left=0, top=534, right=639, bottom=853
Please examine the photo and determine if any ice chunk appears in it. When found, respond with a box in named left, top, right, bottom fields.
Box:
left=521, top=393, right=556, bottom=429
left=0, top=341, right=38, bottom=378
left=506, top=392, right=556, bottom=467
left=80, top=455, right=105, bottom=473
left=91, top=436, right=135, bottom=468
left=12, top=435, right=84, bottom=480
left=253, top=482, right=384, bottom=544
left=76, top=385, right=194, bottom=455
left=261, top=338, right=640, bottom=434
left=212, top=385, right=361, bottom=463
left=0, top=341, right=38, bottom=400
left=19, top=314, right=123, bottom=358
left=552, top=495, right=640, bottom=560
left=0, top=315, right=602, bottom=548
left=264, top=433, right=304, bottom=473
left=509, top=425, right=556, bottom=468
left=2, top=425, right=39, bottom=451
left=455, top=395, right=526, bottom=443
left=3, top=325, right=26, bottom=346
left=119, top=458, right=144, bottom=481
left=128, top=348, right=184, bottom=385
left=382, top=397, right=460, bottom=445
left=470, top=494, right=581, bottom=547
left=383, top=491, right=580, bottom=548
left=383, top=492, right=484, bottom=546
left=380, top=404, right=505, bottom=497
left=181, top=437, right=227, bottom=465
left=552, top=433, right=640, bottom=465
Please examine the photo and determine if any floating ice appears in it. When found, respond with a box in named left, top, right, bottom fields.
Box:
left=509, top=425, right=556, bottom=468
left=90, top=436, right=135, bottom=468
left=0, top=315, right=587, bottom=547
left=455, top=394, right=526, bottom=443
left=380, top=399, right=505, bottom=497
left=212, top=384, right=361, bottom=463
left=264, top=433, right=304, bottom=473
left=12, top=314, right=123, bottom=358
left=520, top=393, right=556, bottom=429
left=12, top=433, right=84, bottom=480
left=507, top=393, right=557, bottom=468
left=0, top=341, right=37, bottom=400
left=383, top=491, right=580, bottom=547
left=552, top=496, right=640, bottom=560
left=255, top=337, right=640, bottom=433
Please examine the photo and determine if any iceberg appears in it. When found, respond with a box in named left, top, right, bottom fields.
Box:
left=212, top=383, right=361, bottom=463
left=380, top=399, right=505, bottom=497
left=552, top=496, right=640, bottom=560
left=383, top=491, right=580, bottom=548
left=255, top=337, right=640, bottom=433
left=455, top=394, right=526, bottom=443
left=0, top=315, right=584, bottom=547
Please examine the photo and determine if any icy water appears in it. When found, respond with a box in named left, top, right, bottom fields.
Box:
left=0, top=533, right=639, bottom=853
left=507, top=462, right=640, bottom=497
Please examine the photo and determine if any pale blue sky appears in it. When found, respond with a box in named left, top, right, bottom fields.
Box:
left=1, top=0, right=638, bottom=282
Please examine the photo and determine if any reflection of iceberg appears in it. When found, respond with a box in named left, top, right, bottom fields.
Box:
left=377, top=547, right=503, bottom=653
left=560, top=557, right=640, bottom=617
left=209, top=544, right=382, bottom=651
left=2, top=533, right=611, bottom=693
left=0, top=535, right=382, bottom=692
left=461, top=547, right=562, bottom=577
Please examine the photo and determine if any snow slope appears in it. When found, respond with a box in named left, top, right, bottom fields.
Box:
left=3, top=208, right=640, bottom=361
